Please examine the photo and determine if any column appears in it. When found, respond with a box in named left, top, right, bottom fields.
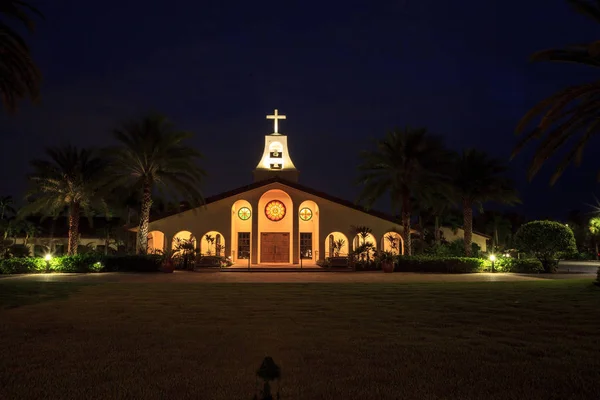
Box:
left=251, top=199, right=259, bottom=264
left=317, top=213, right=325, bottom=262
left=292, top=206, right=299, bottom=264
left=164, top=234, right=172, bottom=252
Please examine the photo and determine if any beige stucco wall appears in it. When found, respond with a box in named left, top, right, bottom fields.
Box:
left=439, top=227, right=488, bottom=252
left=145, top=181, right=409, bottom=264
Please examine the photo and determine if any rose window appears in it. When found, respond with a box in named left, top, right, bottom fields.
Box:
left=299, top=207, right=312, bottom=221
left=238, top=207, right=251, bottom=221
left=265, top=200, right=286, bottom=221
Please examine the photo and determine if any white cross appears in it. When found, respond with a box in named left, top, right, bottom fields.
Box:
left=266, top=109, right=286, bottom=134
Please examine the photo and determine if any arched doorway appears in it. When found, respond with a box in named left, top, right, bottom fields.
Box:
left=147, top=231, right=165, bottom=254
left=258, top=189, right=293, bottom=263
left=201, top=231, right=225, bottom=256
left=325, top=232, right=349, bottom=257
left=231, top=200, right=252, bottom=262
left=298, top=200, right=319, bottom=262
left=382, top=231, right=404, bottom=255
left=353, top=232, right=377, bottom=260
left=172, top=230, right=196, bottom=256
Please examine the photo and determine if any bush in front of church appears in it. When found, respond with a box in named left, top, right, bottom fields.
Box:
left=394, top=256, right=484, bottom=273
left=0, top=254, right=163, bottom=274
left=0, top=257, right=47, bottom=274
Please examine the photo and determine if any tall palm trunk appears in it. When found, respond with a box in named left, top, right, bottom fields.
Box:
left=104, top=229, right=110, bottom=256
left=434, top=215, right=440, bottom=245
left=67, top=202, right=80, bottom=255
left=50, top=218, right=56, bottom=254
left=493, top=226, right=499, bottom=252
left=402, top=193, right=412, bottom=256
left=137, top=180, right=152, bottom=254
left=463, top=198, right=473, bottom=257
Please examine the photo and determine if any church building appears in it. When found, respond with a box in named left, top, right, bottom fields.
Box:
left=144, top=110, right=488, bottom=265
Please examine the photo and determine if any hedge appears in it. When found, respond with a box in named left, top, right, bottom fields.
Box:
left=494, top=258, right=544, bottom=273
left=395, top=256, right=484, bottom=273
left=0, top=254, right=163, bottom=275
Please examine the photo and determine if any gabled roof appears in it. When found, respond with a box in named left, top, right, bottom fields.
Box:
left=151, top=176, right=401, bottom=224
left=149, top=176, right=491, bottom=239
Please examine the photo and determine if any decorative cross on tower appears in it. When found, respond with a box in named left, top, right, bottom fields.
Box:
left=266, top=109, right=286, bottom=134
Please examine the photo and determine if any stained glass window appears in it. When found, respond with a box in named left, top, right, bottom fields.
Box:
left=299, top=207, right=312, bottom=221
left=265, top=200, right=286, bottom=221
left=238, top=207, right=251, bottom=220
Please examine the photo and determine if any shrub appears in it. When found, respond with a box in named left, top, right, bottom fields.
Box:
left=426, top=240, right=482, bottom=258
left=514, top=221, right=577, bottom=273
left=568, top=252, right=596, bottom=261
left=56, top=253, right=104, bottom=273
left=395, top=256, right=484, bottom=273
left=8, top=244, right=31, bottom=258
left=0, top=254, right=163, bottom=274
left=0, top=257, right=44, bottom=274
left=494, top=257, right=543, bottom=273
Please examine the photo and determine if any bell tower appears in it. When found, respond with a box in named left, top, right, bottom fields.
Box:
left=253, top=109, right=299, bottom=182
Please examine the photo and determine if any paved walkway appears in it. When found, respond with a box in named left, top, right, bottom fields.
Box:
left=0, top=270, right=595, bottom=283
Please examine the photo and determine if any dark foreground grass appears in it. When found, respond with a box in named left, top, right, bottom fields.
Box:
left=0, top=281, right=87, bottom=309
left=0, top=280, right=598, bottom=400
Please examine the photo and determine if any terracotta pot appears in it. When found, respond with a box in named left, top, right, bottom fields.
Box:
left=382, top=261, right=394, bottom=273
left=161, top=259, right=175, bottom=273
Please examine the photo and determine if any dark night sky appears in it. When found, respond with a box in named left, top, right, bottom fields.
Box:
left=1, top=0, right=599, bottom=219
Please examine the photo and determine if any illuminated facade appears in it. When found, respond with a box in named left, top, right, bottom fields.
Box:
left=143, top=109, right=489, bottom=265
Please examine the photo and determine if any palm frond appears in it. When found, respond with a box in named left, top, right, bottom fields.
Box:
left=454, top=149, right=520, bottom=205
left=357, top=127, right=454, bottom=213
left=567, top=0, right=600, bottom=23
left=107, top=112, right=206, bottom=208
left=0, top=1, right=43, bottom=113
left=514, top=1, right=600, bottom=183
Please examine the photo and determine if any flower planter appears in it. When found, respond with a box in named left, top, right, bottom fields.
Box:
left=160, top=259, right=175, bottom=273
left=381, top=261, right=394, bottom=273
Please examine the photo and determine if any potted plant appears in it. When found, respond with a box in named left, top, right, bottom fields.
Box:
left=378, top=251, right=395, bottom=273
left=160, top=250, right=176, bottom=273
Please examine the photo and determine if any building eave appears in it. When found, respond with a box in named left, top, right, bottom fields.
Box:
left=148, top=176, right=404, bottom=226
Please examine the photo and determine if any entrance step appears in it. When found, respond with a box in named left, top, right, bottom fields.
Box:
left=221, top=267, right=324, bottom=272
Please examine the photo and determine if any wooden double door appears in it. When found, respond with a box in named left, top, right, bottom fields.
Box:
left=261, top=232, right=290, bottom=263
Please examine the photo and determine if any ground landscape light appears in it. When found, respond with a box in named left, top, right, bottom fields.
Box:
left=489, top=254, right=496, bottom=262
left=44, top=254, right=52, bottom=261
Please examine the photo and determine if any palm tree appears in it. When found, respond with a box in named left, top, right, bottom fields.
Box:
left=420, top=191, right=456, bottom=245
left=484, top=213, right=513, bottom=253
left=106, top=113, right=206, bottom=254
left=452, top=149, right=520, bottom=256
left=514, top=0, right=600, bottom=184
left=0, top=195, right=16, bottom=219
left=20, top=219, right=39, bottom=246
left=357, top=127, right=454, bottom=255
left=589, top=216, right=600, bottom=259
left=0, top=1, right=43, bottom=113
left=20, top=146, right=108, bottom=255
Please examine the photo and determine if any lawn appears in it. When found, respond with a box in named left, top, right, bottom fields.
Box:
left=0, top=279, right=598, bottom=399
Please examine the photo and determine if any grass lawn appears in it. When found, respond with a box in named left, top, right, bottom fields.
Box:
left=0, top=279, right=599, bottom=399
